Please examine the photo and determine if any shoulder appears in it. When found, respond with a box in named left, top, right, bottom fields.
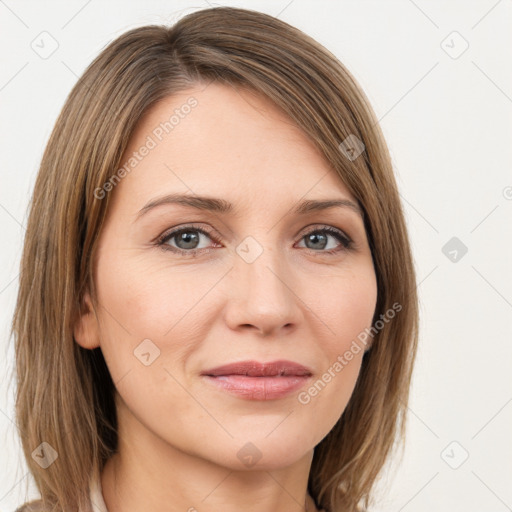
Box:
left=14, top=500, right=46, bottom=512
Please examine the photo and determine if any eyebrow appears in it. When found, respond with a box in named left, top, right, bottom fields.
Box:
left=135, top=193, right=363, bottom=221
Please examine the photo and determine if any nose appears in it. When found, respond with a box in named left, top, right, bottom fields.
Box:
left=223, top=240, right=303, bottom=337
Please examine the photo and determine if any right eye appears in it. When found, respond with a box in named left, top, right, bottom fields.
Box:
left=155, top=224, right=222, bottom=257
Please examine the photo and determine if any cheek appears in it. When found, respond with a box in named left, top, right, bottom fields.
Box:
left=299, top=266, right=376, bottom=425
left=321, top=264, right=378, bottom=348
left=93, top=251, right=226, bottom=389
left=95, top=251, right=215, bottom=338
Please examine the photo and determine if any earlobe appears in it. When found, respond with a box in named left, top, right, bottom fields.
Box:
left=73, top=292, right=101, bottom=349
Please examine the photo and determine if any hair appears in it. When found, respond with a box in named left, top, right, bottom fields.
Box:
left=10, top=6, right=418, bottom=512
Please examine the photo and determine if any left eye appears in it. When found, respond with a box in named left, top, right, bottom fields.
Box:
left=297, top=227, right=352, bottom=252
left=156, top=225, right=352, bottom=256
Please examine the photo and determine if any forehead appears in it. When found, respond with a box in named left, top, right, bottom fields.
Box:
left=111, top=82, right=356, bottom=212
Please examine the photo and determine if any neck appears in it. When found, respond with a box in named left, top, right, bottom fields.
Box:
left=100, top=399, right=319, bottom=512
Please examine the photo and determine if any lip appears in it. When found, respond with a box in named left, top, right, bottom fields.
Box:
left=201, top=360, right=313, bottom=401
left=201, top=360, right=313, bottom=377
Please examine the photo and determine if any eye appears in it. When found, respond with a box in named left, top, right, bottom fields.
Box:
left=296, top=226, right=353, bottom=255
left=156, top=224, right=220, bottom=257
left=155, top=224, right=353, bottom=257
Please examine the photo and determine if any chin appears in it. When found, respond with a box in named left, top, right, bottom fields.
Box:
left=202, top=432, right=315, bottom=472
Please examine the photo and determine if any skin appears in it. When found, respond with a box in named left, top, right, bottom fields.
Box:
left=74, top=82, right=378, bottom=512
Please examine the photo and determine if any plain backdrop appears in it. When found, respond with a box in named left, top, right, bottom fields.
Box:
left=1, top=1, right=511, bottom=511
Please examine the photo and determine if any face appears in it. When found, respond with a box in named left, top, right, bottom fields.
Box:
left=75, top=82, right=378, bottom=471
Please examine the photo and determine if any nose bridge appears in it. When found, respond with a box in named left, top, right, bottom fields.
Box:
left=226, top=231, right=300, bottom=333
left=235, top=232, right=286, bottom=291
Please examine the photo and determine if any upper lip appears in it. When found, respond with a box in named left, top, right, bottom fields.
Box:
left=201, top=360, right=312, bottom=377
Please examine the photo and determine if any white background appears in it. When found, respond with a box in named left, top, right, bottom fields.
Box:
left=1, top=1, right=511, bottom=511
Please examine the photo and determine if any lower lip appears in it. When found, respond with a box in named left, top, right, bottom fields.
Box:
left=202, top=375, right=311, bottom=400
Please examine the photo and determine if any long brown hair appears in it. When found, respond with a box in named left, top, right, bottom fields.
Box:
left=10, top=6, right=418, bottom=512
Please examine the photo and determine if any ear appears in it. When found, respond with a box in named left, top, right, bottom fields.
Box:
left=74, top=291, right=101, bottom=349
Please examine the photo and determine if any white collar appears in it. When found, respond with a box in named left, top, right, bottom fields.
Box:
left=89, top=474, right=109, bottom=512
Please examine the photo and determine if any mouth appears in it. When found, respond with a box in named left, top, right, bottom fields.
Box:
left=200, top=360, right=313, bottom=400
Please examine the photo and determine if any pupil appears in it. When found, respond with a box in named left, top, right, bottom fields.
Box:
left=178, top=232, right=198, bottom=249
left=307, top=233, right=327, bottom=250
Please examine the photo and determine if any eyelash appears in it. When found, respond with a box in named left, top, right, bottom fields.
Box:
left=155, top=223, right=353, bottom=258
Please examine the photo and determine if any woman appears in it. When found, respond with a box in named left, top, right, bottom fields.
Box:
left=11, top=6, right=418, bottom=512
